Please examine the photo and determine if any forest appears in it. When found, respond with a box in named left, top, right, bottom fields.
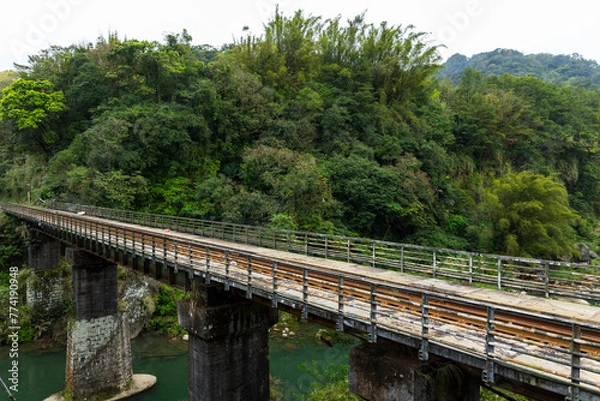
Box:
left=1, top=9, right=600, bottom=262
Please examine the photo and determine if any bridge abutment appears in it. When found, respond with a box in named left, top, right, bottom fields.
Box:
left=178, top=282, right=277, bottom=401
left=65, top=248, right=133, bottom=401
left=349, top=341, right=480, bottom=401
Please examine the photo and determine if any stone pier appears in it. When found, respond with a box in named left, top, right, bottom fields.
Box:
left=349, top=341, right=481, bottom=401
left=65, top=248, right=133, bottom=401
left=26, top=231, right=65, bottom=311
left=178, top=282, right=278, bottom=401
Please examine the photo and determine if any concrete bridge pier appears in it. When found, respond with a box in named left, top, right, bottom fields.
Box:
left=26, top=231, right=65, bottom=311
left=178, top=281, right=278, bottom=401
left=349, top=341, right=481, bottom=401
left=64, top=248, right=133, bottom=401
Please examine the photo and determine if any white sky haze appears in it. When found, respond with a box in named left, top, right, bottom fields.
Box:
left=1, top=0, right=599, bottom=71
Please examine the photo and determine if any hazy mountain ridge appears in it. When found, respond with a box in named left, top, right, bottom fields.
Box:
left=441, top=48, right=600, bottom=86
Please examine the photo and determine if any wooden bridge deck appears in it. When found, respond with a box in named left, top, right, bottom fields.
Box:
left=3, top=203, right=600, bottom=400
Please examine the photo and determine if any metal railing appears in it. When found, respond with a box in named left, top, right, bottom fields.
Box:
left=4, top=202, right=600, bottom=399
left=45, top=202, right=600, bottom=303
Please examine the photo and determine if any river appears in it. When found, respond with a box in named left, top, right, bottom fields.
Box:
left=0, top=321, right=358, bottom=401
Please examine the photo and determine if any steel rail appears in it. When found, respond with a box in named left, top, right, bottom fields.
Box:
left=3, top=203, right=600, bottom=399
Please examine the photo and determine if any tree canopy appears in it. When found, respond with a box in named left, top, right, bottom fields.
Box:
left=0, top=78, right=67, bottom=154
left=0, top=10, right=598, bottom=261
left=467, top=172, right=580, bottom=259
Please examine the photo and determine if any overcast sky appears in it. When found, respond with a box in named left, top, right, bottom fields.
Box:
left=1, top=0, right=599, bottom=71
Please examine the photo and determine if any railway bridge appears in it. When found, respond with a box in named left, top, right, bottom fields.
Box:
left=2, top=203, right=600, bottom=401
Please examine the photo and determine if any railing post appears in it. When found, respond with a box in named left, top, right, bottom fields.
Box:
left=151, top=235, right=156, bottom=267
left=484, top=306, right=495, bottom=384
left=93, top=221, right=98, bottom=253
left=141, top=233, right=145, bottom=261
left=400, top=245, right=405, bottom=273
left=337, top=277, right=344, bottom=332
left=224, top=250, right=230, bottom=290
left=205, top=247, right=211, bottom=284
left=174, top=240, right=179, bottom=274
left=84, top=219, right=88, bottom=248
left=272, top=262, right=278, bottom=308
left=420, top=294, right=429, bottom=361
left=369, top=284, right=377, bottom=343
left=469, top=254, right=473, bottom=285
left=246, top=256, right=253, bottom=299
left=569, top=324, right=581, bottom=401
left=131, top=230, right=136, bottom=264
left=544, top=262, right=550, bottom=298
left=72, top=215, right=76, bottom=239
left=346, top=239, right=350, bottom=263
left=187, top=244, right=194, bottom=282
left=162, top=237, right=167, bottom=267
left=115, top=227, right=120, bottom=256
left=302, top=268, right=308, bottom=319
left=122, top=228, right=127, bottom=262
left=432, top=250, right=437, bottom=279
left=497, top=258, right=502, bottom=290
left=372, top=241, right=376, bottom=268
left=107, top=224, right=112, bottom=257
left=304, top=234, right=308, bottom=256
left=101, top=221, right=106, bottom=256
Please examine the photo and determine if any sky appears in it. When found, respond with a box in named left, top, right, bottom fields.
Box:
left=1, top=0, right=599, bottom=71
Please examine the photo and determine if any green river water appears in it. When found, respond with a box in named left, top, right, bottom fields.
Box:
left=0, top=322, right=358, bottom=401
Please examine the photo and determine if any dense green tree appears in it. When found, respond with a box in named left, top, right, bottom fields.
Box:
left=452, top=69, right=527, bottom=171
left=326, top=154, right=435, bottom=238
left=241, top=145, right=334, bottom=229
left=93, top=170, right=148, bottom=210
left=83, top=102, right=204, bottom=178
left=63, top=52, right=114, bottom=124
left=152, top=177, right=198, bottom=216
left=0, top=78, right=67, bottom=154
left=193, top=173, right=236, bottom=221
left=467, top=172, right=579, bottom=259
left=200, top=58, right=278, bottom=163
